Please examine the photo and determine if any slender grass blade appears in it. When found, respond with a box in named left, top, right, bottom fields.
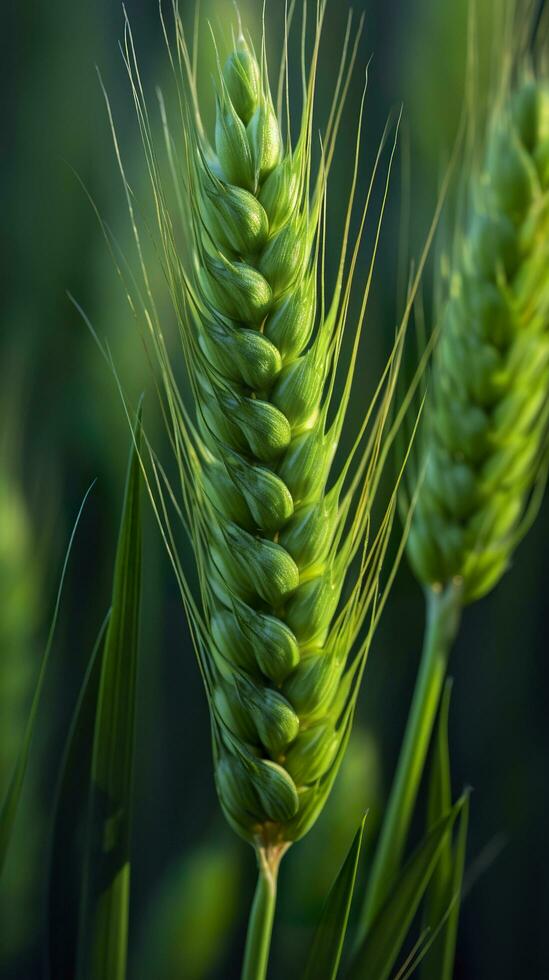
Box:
left=419, top=680, right=460, bottom=980
left=0, top=484, right=95, bottom=875
left=436, top=795, right=469, bottom=980
left=346, top=796, right=466, bottom=980
left=77, top=414, right=142, bottom=980
left=47, top=612, right=110, bottom=979
left=303, top=814, right=367, bottom=980
left=394, top=796, right=470, bottom=980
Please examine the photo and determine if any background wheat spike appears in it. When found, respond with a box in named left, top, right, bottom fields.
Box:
left=359, top=28, right=549, bottom=937
left=407, top=76, right=549, bottom=601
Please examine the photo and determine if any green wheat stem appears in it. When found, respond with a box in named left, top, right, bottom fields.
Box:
left=356, top=581, right=462, bottom=945
left=241, top=847, right=283, bottom=980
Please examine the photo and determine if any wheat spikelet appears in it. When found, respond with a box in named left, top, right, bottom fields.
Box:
left=407, top=76, right=549, bottom=602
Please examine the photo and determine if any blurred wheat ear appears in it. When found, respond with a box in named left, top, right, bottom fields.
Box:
left=407, top=74, right=549, bottom=601
left=359, top=0, right=549, bottom=958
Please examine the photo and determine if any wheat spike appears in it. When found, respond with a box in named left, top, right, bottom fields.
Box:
left=109, top=2, right=413, bottom=854
left=196, top=26, right=366, bottom=846
left=408, top=78, right=549, bottom=602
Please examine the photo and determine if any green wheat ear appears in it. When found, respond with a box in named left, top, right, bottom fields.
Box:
left=107, top=0, right=422, bottom=859
left=181, top=17, right=379, bottom=849
left=407, top=75, right=549, bottom=603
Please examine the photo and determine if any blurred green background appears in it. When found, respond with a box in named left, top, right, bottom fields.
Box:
left=3, top=0, right=548, bottom=977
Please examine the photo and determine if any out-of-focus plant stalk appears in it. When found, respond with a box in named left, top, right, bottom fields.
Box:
left=356, top=582, right=462, bottom=943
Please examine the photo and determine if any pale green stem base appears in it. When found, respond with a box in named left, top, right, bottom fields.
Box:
left=241, top=846, right=284, bottom=980
left=355, top=581, right=463, bottom=949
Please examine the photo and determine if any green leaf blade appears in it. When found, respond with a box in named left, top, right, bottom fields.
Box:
left=77, top=414, right=143, bottom=980
left=346, top=796, right=466, bottom=980
left=419, top=680, right=453, bottom=980
left=303, top=814, right=367, bottom=980
left=439, top=795, right=469, bottom=980
left=0, top=483, right=95, bottom=876
left=396, top=795, right=470, bottom=980
left=426, top=681, right=453, bottom=828
left=47, top=613, right=110, bottom=980
left=419, top=680, right=469, bottom=980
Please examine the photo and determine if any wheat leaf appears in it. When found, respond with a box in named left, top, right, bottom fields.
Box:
left=437, top=794, right=469, bottom=980
left=0, top=483, right=95, bottom=876
left=346, top=796, right=467, bottom=980
left=302, top=814, right=367, bottom=980
left=76, top=411, right=143, bottom=980
left=419, top=680, right=456, bottom=979
left=47, top=611, right=110, bottom=979
left=395, top=796, right=470, bottom=980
